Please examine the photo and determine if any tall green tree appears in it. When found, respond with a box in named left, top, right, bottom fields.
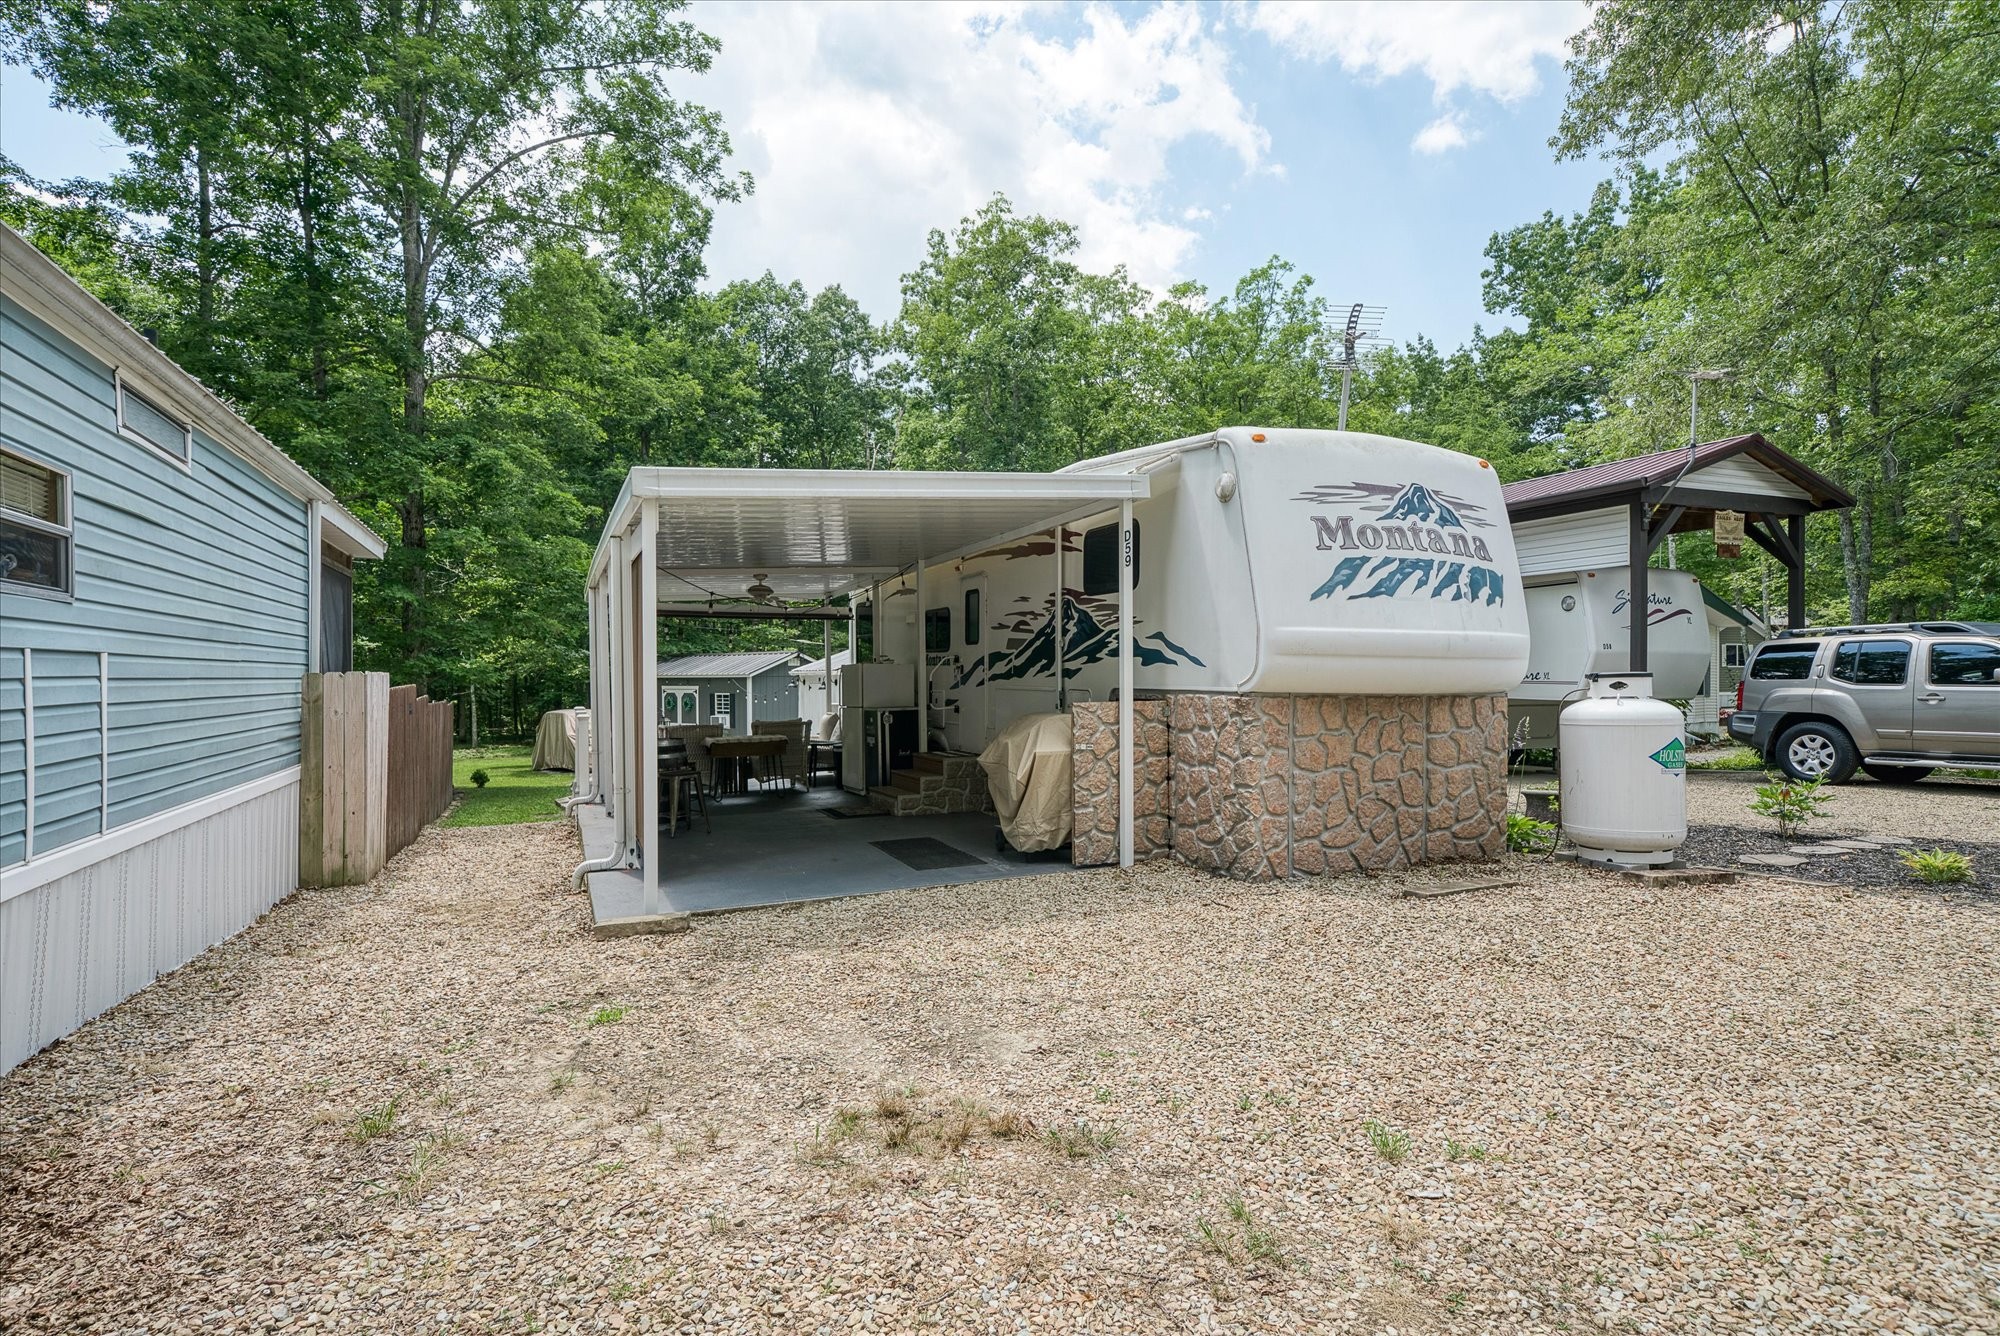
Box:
left=1555, top=0, right=2000, bottom=620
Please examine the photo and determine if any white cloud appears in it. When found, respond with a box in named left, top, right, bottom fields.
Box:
left=1411, top=112, right=1474, bottom=155
left=1239, top=0, right=1585, bottom=153
left=689, top=1, right=1270, bottom=315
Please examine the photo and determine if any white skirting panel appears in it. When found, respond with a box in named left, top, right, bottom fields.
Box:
left=0, top=772, right=300, bottom=1075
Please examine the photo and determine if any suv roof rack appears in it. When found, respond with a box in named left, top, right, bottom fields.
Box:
left=1771, top=621, right=1993, bottom=639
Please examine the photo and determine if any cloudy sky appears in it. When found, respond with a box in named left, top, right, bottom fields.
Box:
left=1, top=0, right=1606, bottom=348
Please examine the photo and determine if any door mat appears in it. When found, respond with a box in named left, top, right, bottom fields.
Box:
left=823, top=806, right=889, bottom=820
left=870, top=836, right=987, bottom=870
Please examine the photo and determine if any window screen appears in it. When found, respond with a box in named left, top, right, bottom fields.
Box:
left=1829, top=639, right=1909, bottom=685
left=319, top=561, right=354, bottom=672
left=0, top=448, right=71, bottom=595
left=1082, top=520, right=1140, bottom=596
left=1749, top=642, right=1819, bottom=680
left=964, top=588, right=981, bottom=646
left=120, top=382, right=191, bottom=464
left=1928, top=642, right=2000, bottom=686
left=925, top=606, right=951, bottom=654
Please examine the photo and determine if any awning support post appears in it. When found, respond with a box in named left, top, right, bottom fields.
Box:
left=1627, top=501, right=1650, bottom=673
left=1786, top=515, right=1807, bottom=629
left=1054, top=527, right=1066, bottom=711
left=640, top=498, right=662, bottom=917
left=1117, top=498, right=1134, bottom=869
left=822, top=619, right=833, bottom=724
left=915, top=550, right=928, bottom=755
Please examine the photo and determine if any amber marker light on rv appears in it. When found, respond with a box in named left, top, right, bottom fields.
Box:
left=1251, top=432, right=1266, bottom=442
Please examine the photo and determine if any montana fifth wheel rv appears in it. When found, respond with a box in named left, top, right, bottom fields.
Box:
left=580, top=427, right=1534, bottom=920
left=1508, top=566, right=1710, bottom=750
left=847, top=429, right=1532, bottom=758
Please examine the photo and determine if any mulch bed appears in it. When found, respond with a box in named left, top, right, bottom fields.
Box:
left=1677, top=823, right=2000, bottom=896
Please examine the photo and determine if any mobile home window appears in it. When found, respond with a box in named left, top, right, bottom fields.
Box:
left=1722, top=642, right=1748, bottom=669
left=925, top=606, right=951, bottom=654
left=964, top=588, right=981, bottom=647
left=0, top=447, right=72, bottom=597
left=117, top=376, right=192, bottom=467
left=1082, top=520, right=1140, bottom=596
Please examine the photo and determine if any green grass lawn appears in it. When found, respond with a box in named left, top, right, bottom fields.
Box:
left=444, top=744, right=572, bottom=827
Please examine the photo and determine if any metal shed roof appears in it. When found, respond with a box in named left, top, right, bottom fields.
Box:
left=594, top=467, right=1150, bottom=603
left=1502, top=434, right=1854, bottom=521
left=655, top=651, right=801, bottom=679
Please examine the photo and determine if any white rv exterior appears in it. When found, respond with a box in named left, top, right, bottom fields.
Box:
left=854, top=429, right=1531, bottom=754
left=1508, top=566, right=1710, bottom=749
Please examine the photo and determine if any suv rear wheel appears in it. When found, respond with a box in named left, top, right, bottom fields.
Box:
left=1861, top=763, right=1933, bottom=784
left=1775, top=721, right=1859, bottom=784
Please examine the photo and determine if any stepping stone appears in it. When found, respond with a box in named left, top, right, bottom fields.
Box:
left=1818, top=841, right=1879, bottom=852
left=1869, top=835, right=1913, bottom=845
left=1835, top=840, right=1884, bottom=850
left=1739, top=853, right=1809, bottom=868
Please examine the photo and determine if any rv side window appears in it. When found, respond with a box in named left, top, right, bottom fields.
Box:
left=1082, top=520, right=1140, bottom=596
left=1749, top=642, right=1819, bottom=680
left=925, top=606, right=951, bottom=654
left=964, top=589, right=980, bottom=646
left=1830, top=639, right=1910, bottom=686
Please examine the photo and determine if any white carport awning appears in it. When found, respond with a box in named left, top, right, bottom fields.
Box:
left=585, top=465, right=1153, bottom=919
left=594, top=467, right=1150, bottom=602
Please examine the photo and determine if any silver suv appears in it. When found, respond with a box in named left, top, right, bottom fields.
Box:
left=1730, top=622, right=2000, bottom=783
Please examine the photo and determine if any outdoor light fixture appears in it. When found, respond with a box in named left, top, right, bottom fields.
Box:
left=745, top=574, right=774, bottom=603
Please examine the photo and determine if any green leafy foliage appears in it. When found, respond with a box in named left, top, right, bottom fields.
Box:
left=4, top=0, right=1992, bottom=712
left=1898, top=849, right=1972, bottom=886
left=1507, top=813, right=1557, bottom=853
left=1750, top=774, right=1832, bottom=838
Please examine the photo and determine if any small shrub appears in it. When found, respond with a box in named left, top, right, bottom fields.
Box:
left=1363, top=1118, right=1411, bottom=1163
left=470, top=768, right=490, bottom=789
left=1899, top=848, right=1972, bottom=885
left=1750, top=773, right=1832, bottom=837
left=1506, top=813, right=1556, bottom=853
left=1044, top=1119, right=1118, bottom=1159
left=350, top=1097, right=401, bottom=1142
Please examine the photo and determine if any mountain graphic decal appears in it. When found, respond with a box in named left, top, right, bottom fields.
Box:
left=1377, top=483, right=1465, bottom=529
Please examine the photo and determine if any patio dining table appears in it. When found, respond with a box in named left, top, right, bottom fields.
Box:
left=706, top=734, right=789, bottom=795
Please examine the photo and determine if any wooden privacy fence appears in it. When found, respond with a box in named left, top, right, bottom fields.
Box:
left=301, top=672, right=455, bottom=887
left=386, top=684, right=455, bottom=856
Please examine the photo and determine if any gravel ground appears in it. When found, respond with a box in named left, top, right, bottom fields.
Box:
left=1512, top=772, right=2000, bottom=894
left=4, top=820, right=1999, bottom=1334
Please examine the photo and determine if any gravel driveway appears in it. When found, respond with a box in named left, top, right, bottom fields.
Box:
left=3, top=820, right=1997, bottom=1334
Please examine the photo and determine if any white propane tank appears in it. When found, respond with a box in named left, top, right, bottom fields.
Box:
left=1557, top=672, right=1687, bottom=868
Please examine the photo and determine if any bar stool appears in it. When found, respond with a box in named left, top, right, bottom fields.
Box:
left=660, top=740, right=710, bottom=837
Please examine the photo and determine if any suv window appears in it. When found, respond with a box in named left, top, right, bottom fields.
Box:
left=1830, top=639, right=1911, bottom=685
left=1750, top=642, right=1819, bottom=680
left=1928, top=641, right=2000, bottom=686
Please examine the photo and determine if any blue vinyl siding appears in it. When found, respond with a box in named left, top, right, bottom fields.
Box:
left=0, top=295, right=310, bottom=867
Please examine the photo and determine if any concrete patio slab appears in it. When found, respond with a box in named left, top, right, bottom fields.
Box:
left=578, top=784, right=1057, bottom=923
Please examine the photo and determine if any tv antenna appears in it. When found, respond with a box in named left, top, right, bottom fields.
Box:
left=1331, top=303, right=1387, bottom=430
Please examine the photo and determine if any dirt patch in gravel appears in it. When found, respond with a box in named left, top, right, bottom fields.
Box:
left=3, top=820, right=1999, bottom=1334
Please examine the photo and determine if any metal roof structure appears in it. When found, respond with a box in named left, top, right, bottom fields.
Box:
left=1502, top=434, right=1854, bottom=521
left=1500, top=433, right=1854, bottom=670
left=595, top=467, right=1150, bottom=606
left=654, top=651, right=801, bottom=679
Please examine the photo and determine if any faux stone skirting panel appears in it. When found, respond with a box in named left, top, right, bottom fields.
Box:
left=1070, top=700, right=1171, bottom=866
left=1071, top=692, right=1508, bottom=879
